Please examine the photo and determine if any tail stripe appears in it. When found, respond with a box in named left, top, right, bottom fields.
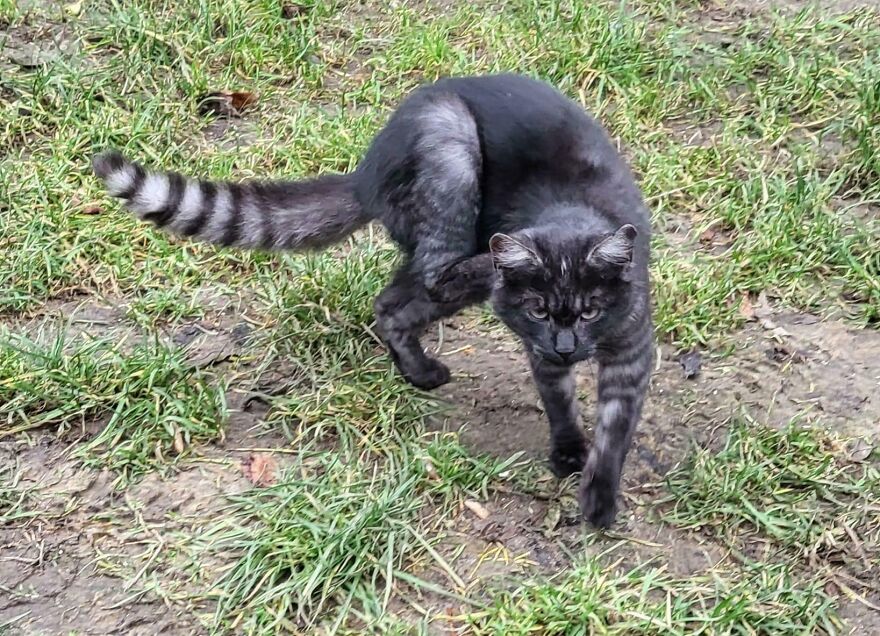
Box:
left=182, top=181, right=216, bottom=237
left=92, top=150, right=368, bottom=251
left=144, top=171, right=185, bottom=227
left=169, top=179, right=204, bottom=233
left=220, top=183, right=244, bottom=247
left=239, top=185, right=267, bottom=248
left=204, top=185, right=232, bottom=243
left=252, top=183, right=275, bottom=249
left=117, top=163, right=146, bottom=200
left=134, top=173, right=170, bottom=214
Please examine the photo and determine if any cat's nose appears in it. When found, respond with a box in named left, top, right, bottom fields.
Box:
left=554, top=330, right=576, bottom=356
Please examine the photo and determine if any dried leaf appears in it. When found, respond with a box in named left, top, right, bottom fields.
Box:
left=230, top=91, right=257, bottom=111
left=64, top=0, right=82, bottom=16
left=241, top=453, right=278, bottom=487
left=739, top=293, right=756, bottom=321
left=847, top=438, right=874, bottom=463
left=197, top=91, right=257, bottom=118
left=543, top=503, right=562, bottom=531
left=281, top=3, right=307, bottom=19
left=463, top=499, right=490, bottom=519
left=423, top=459, right=439, bottom=480
left=173, top=427, right=185, bottom=455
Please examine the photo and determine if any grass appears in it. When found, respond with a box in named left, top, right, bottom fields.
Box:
left=465, top=557, right=839, bottom=635
left=662, top=421, right=880, bottom=572
left=0, top=461, right=38, bottom=525
left=0, top=329, right=227, bottom=483
left=2, top=0, right=880, bottom=633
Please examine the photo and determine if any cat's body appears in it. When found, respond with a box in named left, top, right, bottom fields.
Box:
left=92, top=74, right=653, bottom=527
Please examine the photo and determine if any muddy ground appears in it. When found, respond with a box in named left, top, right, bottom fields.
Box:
left=2, top=0, right=880, bottom=633
left=1, top=289, right=879, bottom=634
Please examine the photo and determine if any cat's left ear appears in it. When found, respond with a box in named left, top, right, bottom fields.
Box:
left=586, top=224, right=637, bottom=271
left=489, top=233, right=542, bottom=271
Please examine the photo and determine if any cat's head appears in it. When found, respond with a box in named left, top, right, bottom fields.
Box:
left=489, top=223, right=640, bottom=366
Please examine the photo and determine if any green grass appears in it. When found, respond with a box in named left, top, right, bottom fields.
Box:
left=0, top=330, right=227, bottom=483
left=465, top=557, right=839, bottom=635
left=0, top=461, right=38, bottom=524
left=2, top=0, right=880, bottom=632
left=662, top=421, right=880, bottom=569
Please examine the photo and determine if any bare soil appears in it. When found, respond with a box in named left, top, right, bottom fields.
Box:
left=2, top=292, right=879, bottom=634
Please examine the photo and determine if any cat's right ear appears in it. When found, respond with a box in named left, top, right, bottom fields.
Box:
left=489, top=233, right=542, bottom=271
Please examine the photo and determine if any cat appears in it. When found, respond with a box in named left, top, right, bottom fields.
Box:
left=91, top=73, right=653, bottom=528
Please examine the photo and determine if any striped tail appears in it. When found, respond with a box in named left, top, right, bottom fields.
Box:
left=91, top=150, right=369, bottom=250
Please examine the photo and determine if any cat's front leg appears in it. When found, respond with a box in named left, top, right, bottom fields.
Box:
left=579, top=338, right=652, bottom=528
left=529, top=355, right=587, bottom=478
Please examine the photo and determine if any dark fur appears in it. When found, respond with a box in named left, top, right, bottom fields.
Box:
left=92, top=74, right=653, bottom=527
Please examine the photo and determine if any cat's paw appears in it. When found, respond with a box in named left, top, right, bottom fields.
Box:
left=403, top=358, right=451, bottom=390
left=578, top=475, right=618, bottom=529
left=549, top=444, right=587, bottom=478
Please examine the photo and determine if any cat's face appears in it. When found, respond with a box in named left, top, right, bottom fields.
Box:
left=490, top=224, right=638, bottom=366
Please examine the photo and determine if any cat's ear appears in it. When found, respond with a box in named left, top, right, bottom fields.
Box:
left=489, top=233, right=542, bottom=271
left=586, top=224, right=637, bottom=269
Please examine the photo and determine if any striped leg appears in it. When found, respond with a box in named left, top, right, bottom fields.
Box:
left=374, top=257, right=493, bottom=390
left=579, top=325, right=653, bottom=528
left=529, top=356, right=587, bottom=478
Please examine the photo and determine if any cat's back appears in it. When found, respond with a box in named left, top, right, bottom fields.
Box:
left=430, top=74, right=618, bottom=171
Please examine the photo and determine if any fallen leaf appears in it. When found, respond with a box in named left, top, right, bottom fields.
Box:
left=230, top=91, right=257, bottom=111
left=64, top=0, right=82, bottom=16
left=197, top=91, right=257, bottom=118
left=241, top=453, right=278, bottom=487
left=698, top=228, right=717, bottom=244
left=847, top=438, right=874, bottom=463
left=739, top=293, right=756, bottom=321
left=281, top=3, right=307, bottom=19
left=464, top=500, right=490, bottom=519
left=173, top=426, right=185, bottom=454
left=423, top=459, right=439, bottom=480
left=679, top=350, right=702, bottom=379
left=543, top=502, right=562, bottom=531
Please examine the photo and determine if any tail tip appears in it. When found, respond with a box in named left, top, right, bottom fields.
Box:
left=91, top=149, right=127, bottom=180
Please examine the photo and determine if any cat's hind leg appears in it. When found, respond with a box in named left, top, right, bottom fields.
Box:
left=374, top=256, right=493, bottom=389
left=385, top=94, right=483, bottom=291
left=372, top=94, right=489, bottom=389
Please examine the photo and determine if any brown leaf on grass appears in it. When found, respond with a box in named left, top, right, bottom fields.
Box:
left=847, top=438, right=874, bottom=463
left=241, top=453, right=278, bottom=487
left=698, top=228, right=717, bottom=244
left=197, top=91, right=257, bottom=118
left=173, top=427, right=185, bottom=455
left=739, top=293, right=756, bottom=321
left=281, top=3, right=307, bottom=19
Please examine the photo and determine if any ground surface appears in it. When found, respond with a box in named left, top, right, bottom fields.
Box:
left=1, top=0, right=879, bottom=634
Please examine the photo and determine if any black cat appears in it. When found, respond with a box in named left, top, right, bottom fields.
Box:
left=91, top=73, right=653, bottom=527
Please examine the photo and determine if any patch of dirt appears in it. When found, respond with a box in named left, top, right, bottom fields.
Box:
left=2, top=294, right=879, bottom=632
left=432, top=304, right=880, bottom=489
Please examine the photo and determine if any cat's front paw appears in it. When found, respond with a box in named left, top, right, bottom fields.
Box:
left=549, top=443, right=587, bottom=478
left=403, top=358, right=451, bottom=390
left=579, top=474, right=618, bottom=528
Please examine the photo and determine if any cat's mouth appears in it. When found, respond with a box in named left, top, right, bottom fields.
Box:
left=533, top=345, right=593, bottom=366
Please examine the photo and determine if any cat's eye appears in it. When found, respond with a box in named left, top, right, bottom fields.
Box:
left=528, top=307, right=549, bottom=321
left=580, top=307, right=601, bottom=321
